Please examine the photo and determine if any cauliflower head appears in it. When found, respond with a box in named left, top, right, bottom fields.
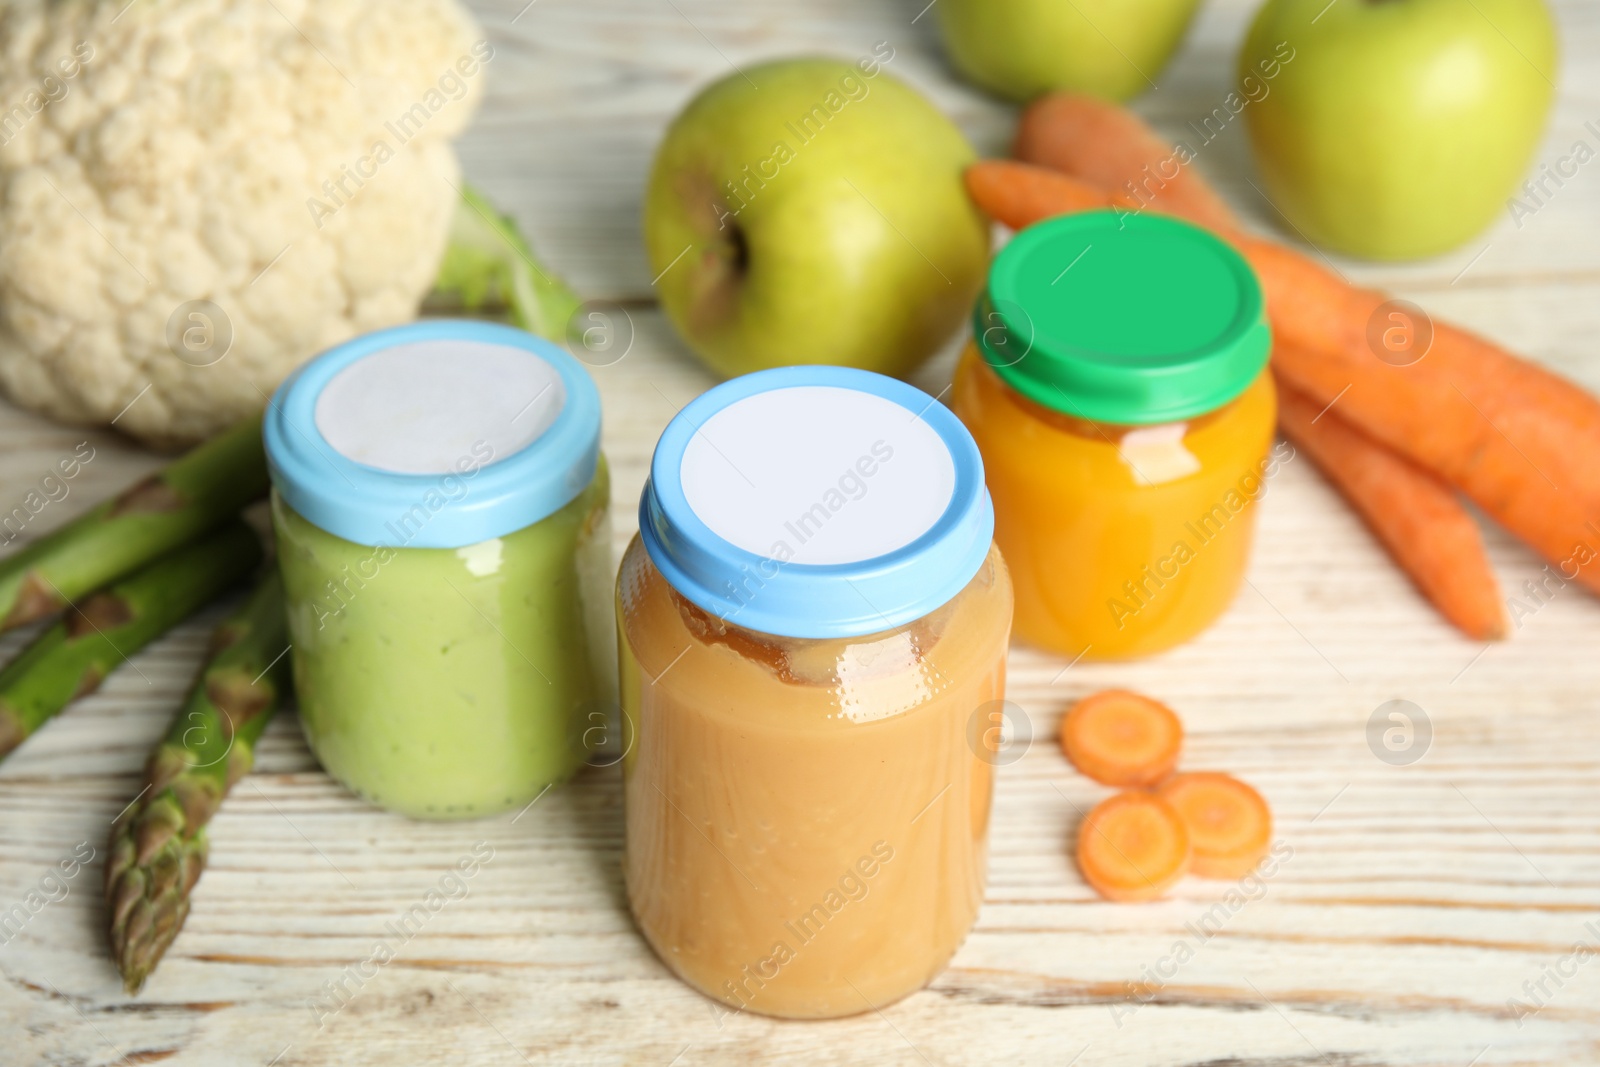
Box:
left=0, top=0, right=486, bottom=445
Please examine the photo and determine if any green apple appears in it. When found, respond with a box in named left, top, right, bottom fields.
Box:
left=1239, top=0, right=1557, bottom=261
left=933, top=0, right=1203, bottom=103
left=643, top=55, right=989, bottom=380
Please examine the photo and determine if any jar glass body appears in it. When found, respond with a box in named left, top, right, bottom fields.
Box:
left=952, top=345, right=1277, bottom=659
left=273, top=459, right=614, bottom=819
left=617, top=535, right=1012, bottom=1019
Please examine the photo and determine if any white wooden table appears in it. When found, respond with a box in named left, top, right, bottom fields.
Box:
left=4, top=1, right=1600, bottom=1064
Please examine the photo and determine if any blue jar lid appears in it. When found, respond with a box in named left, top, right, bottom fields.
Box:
left=264, top=319, right=601, bottom=549
left=640, top=366, right=994, bottom=639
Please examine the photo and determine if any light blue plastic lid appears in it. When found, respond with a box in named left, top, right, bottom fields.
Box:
left=264, top=319, right=601, bottom=549
left=640, top=366, right=994, bottom=640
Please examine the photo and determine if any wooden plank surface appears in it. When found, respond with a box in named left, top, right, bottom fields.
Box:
left=4, top=0, right=1600, bottom=1064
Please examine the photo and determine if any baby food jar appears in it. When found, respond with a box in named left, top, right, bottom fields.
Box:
left=618, top=367, right=1012, bottom=1020
left=952, top=211, right=1277, bottom=660
left=265, top=320, right=614, bottom=819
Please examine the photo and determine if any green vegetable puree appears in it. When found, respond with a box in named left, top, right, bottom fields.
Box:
left=272, top=459, right=613, bottom=819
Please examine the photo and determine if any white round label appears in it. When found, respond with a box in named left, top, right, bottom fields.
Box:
left=679, top=386, right=956, bottom=566
left=314, top=340, right=566, bottom=474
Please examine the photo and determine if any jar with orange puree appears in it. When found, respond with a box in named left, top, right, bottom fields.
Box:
left=952, top=211, right=1278, bottom=660
left=618, top=366, right=1012, bottom=1019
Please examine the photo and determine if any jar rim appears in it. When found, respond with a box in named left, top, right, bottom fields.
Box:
left=640, top=366, right=994, bottom=640
left=975, top=211, right=1271, bottom=426
left=264, top=320, right=601, bottom=549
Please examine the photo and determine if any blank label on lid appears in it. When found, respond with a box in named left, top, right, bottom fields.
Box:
left=679, top=386, right=956, bottom=566
left=314, top=340, right=566, bottom=474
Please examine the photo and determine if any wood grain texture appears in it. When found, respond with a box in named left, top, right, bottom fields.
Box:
left=3, top=0, right=1600, bottom=1064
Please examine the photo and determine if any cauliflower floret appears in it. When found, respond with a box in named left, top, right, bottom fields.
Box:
left=0, top=0, right=486, bottom=445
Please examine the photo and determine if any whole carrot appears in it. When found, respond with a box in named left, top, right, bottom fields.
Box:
left=1013, top=93, right=1240, bottom=234
left=1247, top=248, right=1600, bottom=594
left=1277, top=377, right=1507, bottom=640
left=1012, top=96, right=1600, bottom=527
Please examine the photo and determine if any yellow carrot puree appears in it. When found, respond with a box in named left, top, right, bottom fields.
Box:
left=951, top=211, right=1278, bottom=659
left=619, top=367, right=1012, bottom=1019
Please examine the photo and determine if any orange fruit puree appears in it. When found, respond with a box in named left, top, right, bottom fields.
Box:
left=953, top=345, right=1278, bottom=659
left=617, top=536, right=1012, bottom=1019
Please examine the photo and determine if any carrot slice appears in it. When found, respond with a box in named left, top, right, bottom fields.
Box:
left=1156, top=772, right=1272, bottom=880
left=1076, top=791, right=1191, bottom=902
left=1277, top=378, right=1507, bottom=640
left=1061, top=689, right=1183, bottom=787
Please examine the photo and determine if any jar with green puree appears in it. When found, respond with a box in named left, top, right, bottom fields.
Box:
left=265, top=321, right=614, bottom=818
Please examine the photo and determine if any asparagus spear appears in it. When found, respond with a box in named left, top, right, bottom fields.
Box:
left=0, top=521, right=263, bottom=759
left=431, top=185, right=584, bottom=341
left=0, top=416, right=268, bottom=632
left=106, top=570, right=289, bottom=994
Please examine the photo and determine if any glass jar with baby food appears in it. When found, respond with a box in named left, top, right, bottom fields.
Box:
left=952, top=211, right=1277, bottom=660
left=265, top=320, right=614, bottom=819
left=618, top=366, right=1012, bottom=1020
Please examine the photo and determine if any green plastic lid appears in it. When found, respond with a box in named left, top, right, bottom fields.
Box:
left=974, top=211, right=1270, bottom=426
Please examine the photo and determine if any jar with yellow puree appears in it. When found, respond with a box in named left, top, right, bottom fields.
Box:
left=952, top=211, right=1278, bottom=660
left=619, top=367, right=1012, bottom=1019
